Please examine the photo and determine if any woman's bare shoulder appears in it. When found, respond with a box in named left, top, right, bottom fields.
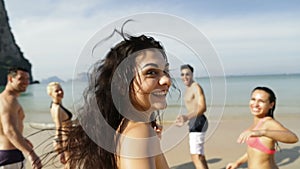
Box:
left=123, top=122, right=154, bottom=138
left=118, top=122, right=159, bottom=158
left=263, top=116, right=285, bottom=129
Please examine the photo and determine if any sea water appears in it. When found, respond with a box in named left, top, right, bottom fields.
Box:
left=1, top=74, right=299, bottom=124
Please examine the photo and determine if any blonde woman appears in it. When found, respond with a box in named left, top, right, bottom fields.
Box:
left=47, top=82, right=72, bottom=167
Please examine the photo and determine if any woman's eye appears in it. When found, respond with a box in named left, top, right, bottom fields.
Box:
left=146, top=70, right=157, bottom=75
left=164, top=70, right=170, bottom=76
left=259, top=100, right=266, bottom=104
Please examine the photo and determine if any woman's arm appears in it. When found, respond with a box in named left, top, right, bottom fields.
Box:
left=50, top=105, right=67, bottom=163
left=50, top=105, right=64, bottom=148
left=261, top=118, right=298, bottom=143
left=155, top=153, right=169, bottom=169
left=237, top=118, right=298, bottom=144
left=226, top=153, right=248, bottom=169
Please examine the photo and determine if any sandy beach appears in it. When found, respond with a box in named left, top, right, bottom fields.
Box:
left=166, top=107, right=300, bottom=169
left=23, top=108, right=300, bottom=169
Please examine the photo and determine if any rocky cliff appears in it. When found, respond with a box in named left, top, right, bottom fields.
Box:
left=0, top=0, right=34, bottom=86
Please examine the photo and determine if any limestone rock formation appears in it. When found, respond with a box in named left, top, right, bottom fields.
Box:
left=0, top=0, right=34, bottom=85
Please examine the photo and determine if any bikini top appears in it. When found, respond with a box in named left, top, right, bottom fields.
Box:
left=246, top=117, right=276, bottom=155
left=50, top=102, right=73, bottom=122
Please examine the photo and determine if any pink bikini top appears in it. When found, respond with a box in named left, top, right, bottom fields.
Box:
left=246, top=118, right=276, bottom=155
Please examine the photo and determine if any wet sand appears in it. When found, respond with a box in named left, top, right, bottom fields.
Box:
left=23, top=109, right=300, bottom=169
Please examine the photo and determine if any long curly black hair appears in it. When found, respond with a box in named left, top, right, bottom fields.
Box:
left=64, top=24, right=169, bottom=169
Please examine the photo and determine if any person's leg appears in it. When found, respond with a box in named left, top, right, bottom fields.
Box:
left=189, top=132, right=208, bottom=169
left=191, top=154, right=209, bottom=169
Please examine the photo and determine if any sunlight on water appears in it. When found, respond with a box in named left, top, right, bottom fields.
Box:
left=6, top=74, right=299, bottom=124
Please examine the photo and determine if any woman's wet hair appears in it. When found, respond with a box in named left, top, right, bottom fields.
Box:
left=54, top=21, right=170, bottom=169
left=252, top=86, right=276, bottom=118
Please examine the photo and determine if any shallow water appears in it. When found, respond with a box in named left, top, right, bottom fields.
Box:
left=1, top=74, right=298, bottom=124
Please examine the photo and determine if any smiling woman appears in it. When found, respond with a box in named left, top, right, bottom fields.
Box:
left=46, top=82, right=73, bottom=168
left=130, top=49, right=171, bottom=112
left=226, top=86, right=298, bottom=169
left=57, top=22, right=173, bottom=169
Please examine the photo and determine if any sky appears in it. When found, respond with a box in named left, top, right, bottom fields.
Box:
left=4, top=0, right=300, bottom=81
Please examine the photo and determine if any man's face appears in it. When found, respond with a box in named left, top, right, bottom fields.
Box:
left=180, top=68, right=193, bottom=86
left=10, top=70, right=30, bottom=92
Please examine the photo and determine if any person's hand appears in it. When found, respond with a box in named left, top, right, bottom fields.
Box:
left=226, top=162, right=238, bottom=169
left=25, top=138, right=33, bottom=148
left=175, top=115, right=187, bottom=127
left=237, top=130, right=263, bottom=143
left=28, top=151, right=42, bottom=169
left=60, top=152, right=67, bottom=164
left=154, top=124, right=163, bottom=139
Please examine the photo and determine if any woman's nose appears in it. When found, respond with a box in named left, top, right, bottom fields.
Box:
left=159, top=74, right=171, bottom=87
left=252, top=101, right=259, bottom=107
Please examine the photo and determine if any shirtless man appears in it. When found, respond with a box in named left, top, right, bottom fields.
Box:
left=176, top=64, right=209, bottom=169
left=0, top=67, right=42, bottom=169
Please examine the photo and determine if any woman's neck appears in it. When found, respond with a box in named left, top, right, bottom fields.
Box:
left=52, top=99, right=61, bottom=104
left=123, top=105, right=153, bottom=122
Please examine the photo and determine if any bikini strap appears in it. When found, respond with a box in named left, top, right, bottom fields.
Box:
left=253, top=117, right=267, bottom=130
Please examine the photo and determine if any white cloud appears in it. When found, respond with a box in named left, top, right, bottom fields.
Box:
left=195, top=12, right=300, bottom=75
left=3, top=0, right=300, bottom=80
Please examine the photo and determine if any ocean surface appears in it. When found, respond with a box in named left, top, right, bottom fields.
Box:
left=0, top=74, right=299, bottom=124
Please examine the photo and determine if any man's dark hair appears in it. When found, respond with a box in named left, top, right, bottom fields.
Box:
left=7, top=67, right=29, bottom=77
left=180, top=64, right=194, bottom=73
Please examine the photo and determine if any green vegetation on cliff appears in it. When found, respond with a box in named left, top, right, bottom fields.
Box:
left=0, top=0, right=34, bottom=86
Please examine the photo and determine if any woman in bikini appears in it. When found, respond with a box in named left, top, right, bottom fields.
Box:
left=226, top=86, right=298, bottom=169
left=47, top=82, right=73, bottom=168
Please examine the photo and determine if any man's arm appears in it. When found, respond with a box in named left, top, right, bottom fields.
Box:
left=1, top=105, right=32, bottom=154
left=176, top=83, right=206, bottom=126
left=1, top=100, right=42, bottom=168
left=185, top=83, right=206, bottom=120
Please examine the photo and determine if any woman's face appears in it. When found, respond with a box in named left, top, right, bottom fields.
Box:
left=130, top=49, right=171, bottom=112
left=50, top=85, right=64, bottom=100
left=249, top=89, right=274, bottom=117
